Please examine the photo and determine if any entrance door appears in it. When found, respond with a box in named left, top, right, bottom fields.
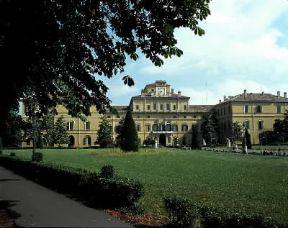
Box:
left=68, top=135, right=75, bottom=147
left=159, top=134, right=166, bottom=146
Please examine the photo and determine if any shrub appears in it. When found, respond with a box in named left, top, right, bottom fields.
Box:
left=164, top=197, right=200, bottom=228
left=32, top=152, right=43, bottom=162
left=100, top=165, right=114, bottom=179
left=164, top=197, right=283, bottom=228
left=0, top=156, right=144, bottom=209
left=9, top=152, right=16, bottom=157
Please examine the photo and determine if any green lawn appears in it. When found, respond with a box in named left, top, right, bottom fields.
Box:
left=2, top=148, right=288, bottom=223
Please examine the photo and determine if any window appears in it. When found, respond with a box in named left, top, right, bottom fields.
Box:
left=255, top=105, right=262, bottom=113
left=160, top=104, right=164, bottom=110
left=166, top=124, right=172, bottom=131
left=173, top=104, right=176, bottom=110
left=152, top=124, right=158, bottom=131
left=172, top=125, right=178, bottom=132
left=147, top=105, right=150, bottom=110
left=184, top=105, right=187, bottom=110
left=181, top=124, right=188, bottom=132
left=153, top=103, right=157, bottom=110
left=67, top=121, right=74, bottom=130
left=243, top=120, right=250, bottom=129
left=137, top=124, right=141, bottom=132
left=277, top=105, right=281, bottom=114
left=147, top=115, right=150, bottom=118
left=258, top=120, right=264, bottom=130
left=136, top=105, right=139, bottom=110
left=84, top=121, right=90, bottom=130
left=166, top=104, right=170, bottom=111
left=146, top=125, right=151, bottom=132
left=244, top=105, right=249, bottom=113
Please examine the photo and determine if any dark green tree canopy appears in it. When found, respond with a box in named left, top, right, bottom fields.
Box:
left=120, top=109, right=139, bottom=152
left=0, top=0, right=211, bottom=142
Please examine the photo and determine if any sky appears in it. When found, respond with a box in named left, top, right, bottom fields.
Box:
left=101, top=0, right=288, bottom=106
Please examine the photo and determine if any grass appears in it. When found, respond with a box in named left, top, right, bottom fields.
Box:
left=2, top=148, right=288, bottom=223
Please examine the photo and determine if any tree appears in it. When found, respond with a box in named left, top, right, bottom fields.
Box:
left=0, top=0, right=211, bottom=145
left=231, top=121, right=244, bottom=144
left=242, top=128, right=252, bottom=150
left=97, top=116, right=113, bottom=148
left=52, top=116, right=69, bottom=147
left=119, top=110, right=139, bottom=152
left=191, top=125, right=202, bottom=149
left=201, top=108, right=219, bottom=146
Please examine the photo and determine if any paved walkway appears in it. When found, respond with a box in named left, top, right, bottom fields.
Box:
left=0, top=166, right=133, bottom=227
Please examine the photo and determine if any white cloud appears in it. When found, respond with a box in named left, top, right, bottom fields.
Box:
left=105, top=0, right=288, bottom=106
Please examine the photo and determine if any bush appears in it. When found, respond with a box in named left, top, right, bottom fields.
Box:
left=0, top=156, right=144, bottom=209
left=100, top=165, right=115, bottom=179
left=9, top=152, right=16, bottom=157
left=164, top=197, right=283, bottom=228
left=32, top=152, right=43, bottom=162
left=164, top=197, right=200, bottom=228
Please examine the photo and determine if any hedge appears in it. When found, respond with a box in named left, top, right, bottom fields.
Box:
left=164, top=197, right=286, bottom=228
left=0, top=155, right=144, bottom=209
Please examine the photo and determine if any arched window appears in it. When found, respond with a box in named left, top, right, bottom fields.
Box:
left=181, top=124, right=188, bottom=132
left=166, top=123, right=172, bottom=131
left=83, top=135, right=91, bottom=146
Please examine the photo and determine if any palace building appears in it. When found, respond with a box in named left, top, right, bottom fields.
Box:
left=21, top=80, right=288, bottom=147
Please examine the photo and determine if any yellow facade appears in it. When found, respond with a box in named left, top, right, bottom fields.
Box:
left=214, top=91, right=288, bottom=144
left=21, top=82, right=288, bottom=147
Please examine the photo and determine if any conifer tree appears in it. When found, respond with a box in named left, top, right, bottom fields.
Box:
left=191, top=125, right=202, bottom=149
left=97, top=116, right=113, bottom=148
left=120, top=110, right=139, bottom=152
left=52, top=116, right=69, bottom=147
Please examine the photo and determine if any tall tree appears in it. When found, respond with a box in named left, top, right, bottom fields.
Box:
left=230, top=121, right=244, bottom=144
left=242, top=128, right=252, bottom=150
left=52, top=116, right=69, bottom=147
left=97, top=115, right=113, bottom=148
left=201, top=108, right=219, bottom=146
left=119, top=110, right=139, bottom=152
left=0, top=0, right=211, bottom=145
left=191, top=125, right=202, bottom=149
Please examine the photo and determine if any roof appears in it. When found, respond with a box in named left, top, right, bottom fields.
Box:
left=218, top=92, right=288, bottom=104
left=189, top=105, right=213, bottom=113
left=131, top=94, right=190, bottom=99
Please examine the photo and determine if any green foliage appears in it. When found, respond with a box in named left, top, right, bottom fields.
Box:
left=32, top=152, right=43, bottom=162
left=52, top=116, right=69, bottom=146
left=36, top=134, right=43, bottom=149
left=100, top=165, right=115, bottom=179
left=0, top=0, right=211, bottom=140
left=119, top=110, right=139, bottom=152
left=0, top=156, right=144, bottom=209
left=242, top=128, right=252, bottom=150
left=231, top=122, right=244, bottom=144
left=191, top=125, right=202, bottom=149
left=96, top=116, right=113, bottom=148
left=164, top=197, right=282, bottom=228
left=201, top=108, right=219, bottom=146
left=164, top=197, right=200, bottom=227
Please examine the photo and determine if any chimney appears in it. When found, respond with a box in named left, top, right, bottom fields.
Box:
left=284, top=92, right=287, bottom=98
left=171, top=89, right=174, bottom=94
left=224, top=95, right=227, bottom=101
left=178, top=91, right=181, bottom=96
left=219, top=99, right=221, bottom=103
left=244, top=89, right=247, bottom=98
left=277, top=91, right=280, bottom=98
left=261, top=91, right=264, bottom=96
